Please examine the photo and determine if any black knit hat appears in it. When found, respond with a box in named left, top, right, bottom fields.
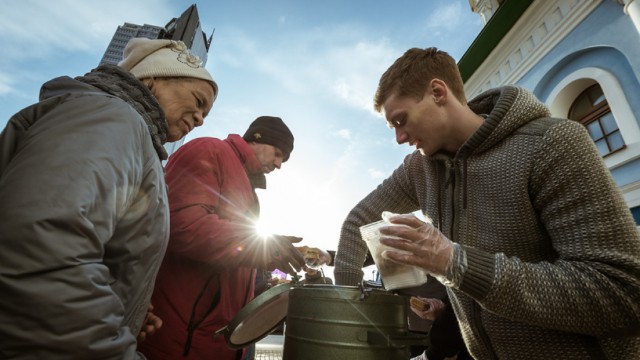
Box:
left=242, top=116, right=294, bottom=161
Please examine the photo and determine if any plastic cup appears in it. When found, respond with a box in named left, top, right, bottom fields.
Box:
left=360, top=220, right=428, bottom=291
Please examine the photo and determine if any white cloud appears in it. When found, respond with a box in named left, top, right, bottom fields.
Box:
left=0, top=73, right=13, bottom=95
left=0, top=0, right=178, bottom=117
left=1, top=0, right=175, bottom=59
left=323, top=40, right=397, bottom=113
left=215, top=25, right=398, bottom=114
left=336, top=129, right=351, bottom=140
left=368, top=168, right=385, bottom=179
left=425, top=2, right=466, bottom=31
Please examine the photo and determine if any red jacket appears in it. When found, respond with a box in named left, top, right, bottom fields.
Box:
left=139, top=135, right=263, bottom=359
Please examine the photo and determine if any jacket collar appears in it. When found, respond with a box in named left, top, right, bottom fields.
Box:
left=73, top=65, right=169, bottom=160
left=226, top=134, right=266, bottom=189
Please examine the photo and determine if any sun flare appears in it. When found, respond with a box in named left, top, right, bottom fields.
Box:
left=254, top=219, right=274, bottom=239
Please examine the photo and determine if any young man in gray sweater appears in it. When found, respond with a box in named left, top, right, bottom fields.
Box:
left=334, top=47, right=640, bottom=359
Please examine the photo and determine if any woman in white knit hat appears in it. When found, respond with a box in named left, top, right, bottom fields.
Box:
left=0, top=38, right=217, bottom=359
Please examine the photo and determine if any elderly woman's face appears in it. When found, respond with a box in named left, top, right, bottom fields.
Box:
left=152, top=78, right=216, bottom=142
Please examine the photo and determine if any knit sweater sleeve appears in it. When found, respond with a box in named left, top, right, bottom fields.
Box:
left=334, top=153, right=424, bottom=286
left=459, top=120, right=640, bottom=337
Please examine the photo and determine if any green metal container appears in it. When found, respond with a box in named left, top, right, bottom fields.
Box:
left=283, top=285, right=428, bottom=360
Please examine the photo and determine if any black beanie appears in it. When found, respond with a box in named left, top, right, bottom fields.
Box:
left=242, top=116, right=294, bottom=161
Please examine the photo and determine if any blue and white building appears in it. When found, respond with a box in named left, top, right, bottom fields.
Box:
left=461, top=0, right=640, bottom=227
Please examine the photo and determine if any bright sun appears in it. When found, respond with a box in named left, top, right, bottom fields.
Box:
left=254, top=218, right=274, bottom=239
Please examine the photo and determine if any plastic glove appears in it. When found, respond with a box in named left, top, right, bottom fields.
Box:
left=295, top=246, right=332, bottom=270
left=378, top=213, right=465, bottom=286
left=262, top=234, right=306, bottom=276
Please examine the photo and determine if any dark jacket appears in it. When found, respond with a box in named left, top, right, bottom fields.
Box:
left=335, top=86, right=640, bottom=359
left=0, top=65, right=170, bottom=359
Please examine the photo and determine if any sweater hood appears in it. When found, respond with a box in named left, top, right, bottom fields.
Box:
left=430, top=86, right=551, bottom=219
left=40, top=65, right=169, bottom=160
left=461, top=86, right=551, bottom=157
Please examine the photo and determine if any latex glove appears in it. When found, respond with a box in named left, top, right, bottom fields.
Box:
left=378, top=213, right=463, bottom=285
left=263, top=234, right=306, bottom=276
left=409, top=296, right=446, bottom=321
left=137, top=304, right=162, bottom=342
left=296, top=246, right=332, bottom=270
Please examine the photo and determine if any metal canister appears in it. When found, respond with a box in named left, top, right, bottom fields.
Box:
left=283, top=285, right=429, bottom=360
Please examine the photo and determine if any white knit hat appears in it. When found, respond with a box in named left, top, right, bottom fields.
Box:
left=118, top=38, right=218, bottom=95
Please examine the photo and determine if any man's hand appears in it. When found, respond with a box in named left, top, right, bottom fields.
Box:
left=409, top=296, right=446, bottom=321
left=137, top=304, right=162, bottom=342
left=265, top=235, right=306, bottom=276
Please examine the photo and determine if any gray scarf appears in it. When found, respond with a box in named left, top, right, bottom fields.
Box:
left=75, top=65, right=169, bottom=160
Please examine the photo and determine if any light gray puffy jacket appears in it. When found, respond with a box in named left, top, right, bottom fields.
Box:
left=0, top=66, right=169, bottom=359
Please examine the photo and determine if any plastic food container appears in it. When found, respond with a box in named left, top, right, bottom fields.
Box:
left=360, top=220, right=428, bottom=291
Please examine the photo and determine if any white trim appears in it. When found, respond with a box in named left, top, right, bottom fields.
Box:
left=622, top=180, right=640, bottom=208
left=546, top=67, right=640, bottom=169
left=624, top=0, right=640, bottom=33
left=464, top=0, right=602, bottom=98
left=624, top=0, right=634, bottom=14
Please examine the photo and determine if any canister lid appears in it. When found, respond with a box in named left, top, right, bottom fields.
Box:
left=225, top=282, right=292, bottom=349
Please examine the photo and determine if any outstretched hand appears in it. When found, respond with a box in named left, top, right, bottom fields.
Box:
left=264, top=234, right=306, bottom=276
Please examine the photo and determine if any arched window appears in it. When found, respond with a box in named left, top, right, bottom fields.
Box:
left=568, top=84, right=625, bottom=157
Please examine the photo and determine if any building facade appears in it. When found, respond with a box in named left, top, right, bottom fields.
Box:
left=99, top=23, right=164, bottom=66
left=461, top=0, right=640, bottom=227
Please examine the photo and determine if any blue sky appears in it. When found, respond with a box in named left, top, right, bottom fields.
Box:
left=0, top=1, right=483, bottom=261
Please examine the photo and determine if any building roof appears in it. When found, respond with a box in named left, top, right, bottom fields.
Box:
left=458, top=0, right=535, bottom=82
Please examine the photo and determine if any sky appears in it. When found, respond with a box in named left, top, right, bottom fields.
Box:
left=0, top=1, right=483, bottom=277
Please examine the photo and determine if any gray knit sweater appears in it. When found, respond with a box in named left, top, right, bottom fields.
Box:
left=334, top=86, right=640, bottom=359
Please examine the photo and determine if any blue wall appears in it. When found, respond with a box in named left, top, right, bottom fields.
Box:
left=513, top=1, right=640, bottom=194
left=517, top=1, right=640, bottom=93
left=610, top=157, right=640, bottom=187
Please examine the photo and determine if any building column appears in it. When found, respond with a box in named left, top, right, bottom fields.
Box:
left=623, top=0, right=640, bottom=33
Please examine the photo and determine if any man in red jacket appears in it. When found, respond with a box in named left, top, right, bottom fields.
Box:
left=138, top=116, right=305, bottom=359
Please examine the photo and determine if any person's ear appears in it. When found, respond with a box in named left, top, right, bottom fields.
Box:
left=430, top=79, right=447, bottom=105
left=141, top=77, right=156, bottom=91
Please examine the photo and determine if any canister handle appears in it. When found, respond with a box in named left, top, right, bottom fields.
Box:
left=213, top=325, right=229, bottom=338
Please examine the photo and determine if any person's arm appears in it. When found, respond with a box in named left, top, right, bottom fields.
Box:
left=334, top=153, right=423, bottom=285
left=469, top=120, right=640, bottom=335
left=0, top=97, right=145, bottom=358
left=509, top=120, right=638, bottom=334
left=384, top=120, right=640, bottom=336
